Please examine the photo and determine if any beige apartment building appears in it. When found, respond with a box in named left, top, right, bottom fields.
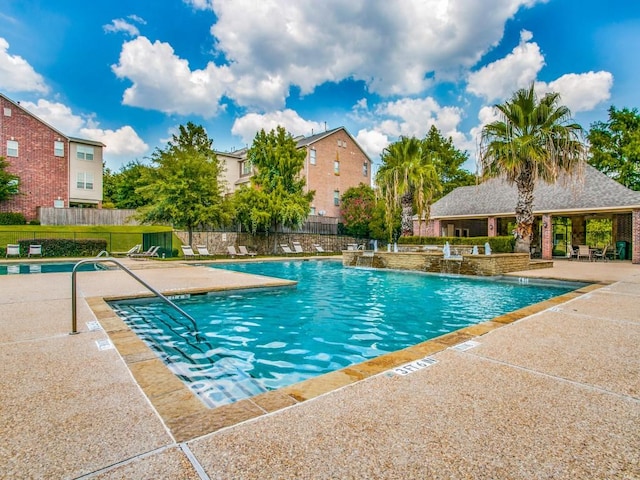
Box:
left=219, top=127, right=372, bottom=220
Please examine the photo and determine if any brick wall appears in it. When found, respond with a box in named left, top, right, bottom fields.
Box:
left=0, top=97, right=68, bottom=221
left=304, top=130, right=370, bottom=219
left=632, top=209, right=639, bottom=264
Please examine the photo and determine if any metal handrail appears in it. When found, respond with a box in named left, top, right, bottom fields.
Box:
left=70, top=257, right=198, bottom=335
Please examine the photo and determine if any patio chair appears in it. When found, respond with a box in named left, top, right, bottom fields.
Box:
left=5, top=244, right=20, bottom=258
left=195, top=245, right=213, bottom=257
left=28, top=244, right=42, bottom=257
left=313, top=243, right=325, bottom=254
left=280, top=244, right=294, bottom=255
left=238, top=245, right=257, bottom=257
left=292, top=241, right=304, bottom=254
left=593, top=245, right=609, bottom=262
left=227, top=245, right=239, bottom=257
left=130, top=245, right=160, bottom=259
left=113, top=244, right=142, bottom=257
left=576, top=245, right=591, bottom=261
left=181, top=245, right=199, bottom=260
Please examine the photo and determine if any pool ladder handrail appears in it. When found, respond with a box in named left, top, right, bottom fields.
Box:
left=70, top=257, right=198, bottom=335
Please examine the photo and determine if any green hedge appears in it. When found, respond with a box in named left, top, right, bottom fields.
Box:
left=0, top=212, right=27, bottom=225
left=398, top=236, right=515, bottom=253
left=13, top=238, right=108, bottom=257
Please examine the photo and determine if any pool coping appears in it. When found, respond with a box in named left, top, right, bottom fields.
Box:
left=88, top=274, right=609, bottom=444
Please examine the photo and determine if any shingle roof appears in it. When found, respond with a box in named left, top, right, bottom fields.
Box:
left=430, top=164, right=640, bottom=218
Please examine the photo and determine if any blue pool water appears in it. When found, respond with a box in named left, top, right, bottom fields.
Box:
left=110, top=260, right=583, bottom=408
left=0, top=261, right=105, bottom=275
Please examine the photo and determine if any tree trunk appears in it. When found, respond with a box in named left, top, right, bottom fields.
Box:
left=400, top=190, right=414, bottom=237
left=514, top=171, right=535, bottom=253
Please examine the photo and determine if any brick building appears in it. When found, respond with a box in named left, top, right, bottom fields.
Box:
left=220, top=127, right=372, bottom=220
left=0, top=93, right=104, bottom=221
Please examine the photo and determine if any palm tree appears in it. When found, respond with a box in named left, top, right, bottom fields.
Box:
left=376, top=136, right=441, bottom=241
left=480, top=83, right=586, bottom=253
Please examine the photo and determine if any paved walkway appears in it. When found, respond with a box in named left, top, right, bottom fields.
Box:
left=0, top=258, right=638, bottom=479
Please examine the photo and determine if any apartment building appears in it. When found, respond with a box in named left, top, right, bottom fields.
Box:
left=220, top=127, right=371, bottom=219
left=0, top=93, right=104, bottom=221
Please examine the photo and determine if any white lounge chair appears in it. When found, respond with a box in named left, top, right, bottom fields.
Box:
left=181, top=245, right=198, bottom=259
left=238, top=245, right=256, bottom=257
left=28, top=244, right=42, bottom=257
left=195, top=245, right=212, bottom=257
left=130, top=245, right=160, bottom=259
left=227, top=245, right=239, bottom=257
left=112, top=244, right=142, bottom=257
left=5, top=244, right=20, bottom=258
left=292, top=241, right=304, bottom=254
left=313, top=244, right=325, bottom=254
left=280, top=244, right=294, bottom=255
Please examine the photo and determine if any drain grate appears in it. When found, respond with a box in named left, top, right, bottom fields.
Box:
left=86, top=321, right=103, bottom=331
left=392, top=357, right=437, bottom=376
left=450, top=340, right=480, bottom=352
left=95, top=338, right=114, bottom=351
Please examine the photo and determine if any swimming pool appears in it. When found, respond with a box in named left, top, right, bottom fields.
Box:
left=0, top=261, right=106, bottom=275
left=110, top=260, right=583, bottom=408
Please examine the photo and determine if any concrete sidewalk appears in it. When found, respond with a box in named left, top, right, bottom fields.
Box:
left=0, top=258, right=638, bottom=479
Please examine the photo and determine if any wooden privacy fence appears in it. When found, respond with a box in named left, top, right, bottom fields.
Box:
left=38, top=207, right=139, bottom=226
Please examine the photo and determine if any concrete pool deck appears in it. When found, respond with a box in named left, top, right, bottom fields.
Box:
left=0, top=257, right=638, bottom=478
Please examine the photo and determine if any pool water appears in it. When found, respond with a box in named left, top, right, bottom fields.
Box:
left=110, top=260, right=583, bottom=408
left=0, top=261, right=105, bottom=275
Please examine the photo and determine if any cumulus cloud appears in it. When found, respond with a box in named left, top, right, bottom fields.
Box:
left=537, top=71, right=613, bottom=112
left=111, top=36, right=233, bottom=116
left=466, top=30, right=545, bottom=102
left=110, top=0, right=543, bottom=113
left=355, top=129, right=390, bottom=163
left=21, top=99, right=148, bottom=168
left=103, top=17, right=143, bottom=37
left=231, top=109, right=324, bottom=145
left=0, top=38, right=49, bottom=94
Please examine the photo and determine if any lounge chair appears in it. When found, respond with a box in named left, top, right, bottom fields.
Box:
left=313, top=244, right=325, bottom=254
left=227, top=245, right=239, bottom=257
left=28, top=244, right=42, bottom=257
left=238, top=245, right=256, bottom=257
left=5, top=244, right=20, bottom=258
left=593, top=245, right=608, bottom=262
left=195, top=245, right=212, bottom=257
left=112, top=244, right=142, bottom=257
left=292, top=241, right=304, bottom=254
left=130, top=245, right=160, bottom=259
left=280, top=244, right=294, bottom=255
left=181, top=245, right=199, bottom=260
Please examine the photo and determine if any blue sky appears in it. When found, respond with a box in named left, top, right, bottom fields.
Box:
left=1, top=0, right=638, bottom=173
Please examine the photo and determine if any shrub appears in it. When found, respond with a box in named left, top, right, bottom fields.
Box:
left=16, top=238, right=108, bottom=257
left=0, top=212, right=27, bottom=225
left=398, top=236, right=515, bottom=253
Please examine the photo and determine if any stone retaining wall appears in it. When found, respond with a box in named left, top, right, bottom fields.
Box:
left=342, top=251, right=542, bottom=276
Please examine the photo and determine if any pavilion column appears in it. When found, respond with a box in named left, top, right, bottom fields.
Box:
left=632, top=209, right=640, bottom=264
left=541, top=214, right=553, bottom=260
left=487, top=217, right=497, bottom=237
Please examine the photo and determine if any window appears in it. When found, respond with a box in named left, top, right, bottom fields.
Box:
left=76, top=172, right=94, bottom=190
left=241, top=160, right=252, bottom=176
left=7, top=140, right=18, bottom=157
left=334, top=160, right=340, bottom=175
left=310, top=206, right=316, bottom=215
left=77, top=145, right=94, bottom=160
left=363, top=162, right=368, bottom=176
left=3, top=108, right=11, bottom=117
left=310, top=148, right=316, bottom=165
left=333, top=190, right=340, bottom=206
left=54, top=141, right=64, bottom=157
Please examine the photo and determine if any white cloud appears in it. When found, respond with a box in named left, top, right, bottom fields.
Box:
left=231, top=109, right=324, bottom=145
left=21, top=99, right=148, bottom=169
left=537, top=71, right=613, bottom=112
left=466, top=30, right=545, bottom=102
left=103, top=18, right=141, bottom=37
left=112, top=37, right=234, bottom=117
left=355, top=129, right=390, bottom=163
left=0, top=38, right=49, bottom=94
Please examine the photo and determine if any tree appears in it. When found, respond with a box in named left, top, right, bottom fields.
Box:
left=588, top=106, right=640, bottom=191
left=136, top=123, right=231, bottom=244
left=423, top=125, right=476, bottom=199
left=375, top=136, right=441, bottom=241
left=340, top=183, right=376, bottom=238
left=0, top=157, right=20, bottom=202
left=233, top=126, right=314, bottom=253
left=480, top=83, right=586, bottom=253
left=103, top=160, right=153, bottom=209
